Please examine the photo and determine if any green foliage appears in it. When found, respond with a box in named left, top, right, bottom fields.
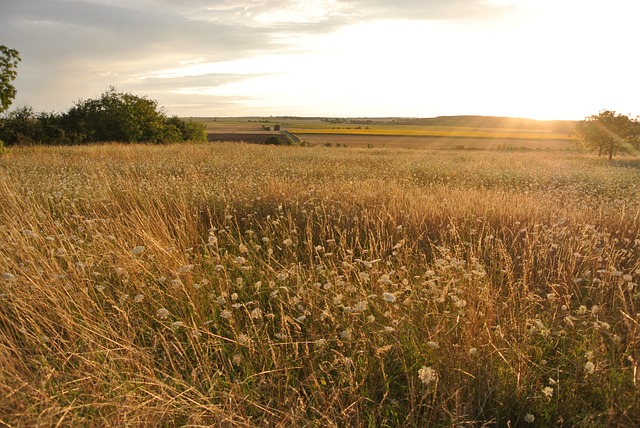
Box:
left=0, top=88, right=207, bottom=145
left=0, top=45, right=20, bottom=114
left=263, top=135, right=288, bottom=145
left=574, top=110, right=640, bottom=159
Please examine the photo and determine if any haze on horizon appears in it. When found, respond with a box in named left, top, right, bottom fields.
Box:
left=1, top=0, right=639, bottom=121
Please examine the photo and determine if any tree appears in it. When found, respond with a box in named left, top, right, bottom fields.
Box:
left=0, top=87, right=207, bottom=146
left=574, top=110, right=640, bottom=160
left=0, top=46, right=21, bottom=114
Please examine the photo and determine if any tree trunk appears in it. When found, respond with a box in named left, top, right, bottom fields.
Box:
left=609, top=142, right=614, bottom=160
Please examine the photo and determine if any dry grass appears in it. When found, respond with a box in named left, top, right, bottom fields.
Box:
left=1, top=143, right=639, bottom=426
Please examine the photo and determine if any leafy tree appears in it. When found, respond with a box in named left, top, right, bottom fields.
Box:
left=0, top=87, right=207, bottom=146
left=574, top=110, right=640, bottom=160
left=63, top=87, right=167, bottom=143
left=0, top=45, right=20, bottom=115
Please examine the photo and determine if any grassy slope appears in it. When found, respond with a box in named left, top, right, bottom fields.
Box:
left=0, top=143, right=638, bottom=426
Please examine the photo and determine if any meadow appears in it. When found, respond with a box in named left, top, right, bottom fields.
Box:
left=1, top=142, right=639, bottom=426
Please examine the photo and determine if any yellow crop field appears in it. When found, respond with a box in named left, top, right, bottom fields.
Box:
left=288, top=125, right=572, bottom=141
left=1, top=143, right=639, bottom=426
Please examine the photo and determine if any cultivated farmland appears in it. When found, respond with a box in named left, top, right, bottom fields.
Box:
left=0, top=143, right=639, bottom=426
left=202, top=116, right=576, bottom=150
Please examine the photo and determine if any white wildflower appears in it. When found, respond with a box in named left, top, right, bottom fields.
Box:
left=542, top=386, right=553, bottom=399
left=524, top=413, right=535, bottom=423
left=353, top=300, right=368, bottom=313
left=131, top=246, right=145, bottom=255
left=418, top=366, right=437, bottom=385
left=2, top=273, right=16, bottom=281
left=426, top=341, right=439, bottom=350
left=382, top=292, right=396, bottom=303
left=156, top=308, right=170, bottom=320
left=220, top=310, right=233, bottom=319
left=585, top=361, right=595, bottom=374
left=250, top=307, right=263, bottom=319
left=340, top=328, right=353, bottom=340
left=236, top=333, right=249, bottom=345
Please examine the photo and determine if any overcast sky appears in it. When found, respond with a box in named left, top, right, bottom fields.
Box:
left=1, top=0, right=639, bottom=119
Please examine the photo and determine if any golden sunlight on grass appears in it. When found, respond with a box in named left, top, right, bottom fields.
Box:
left=0, top=143, right=639, bottom=426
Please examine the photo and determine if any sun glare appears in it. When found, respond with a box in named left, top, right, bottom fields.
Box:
left=139, top=0, right=639, bottom=119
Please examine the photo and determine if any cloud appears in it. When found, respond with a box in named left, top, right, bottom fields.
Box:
left=342, top=0, right=508, bottom=21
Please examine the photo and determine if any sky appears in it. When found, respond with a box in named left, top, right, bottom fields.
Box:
left=1, top=0, right=639, bottom=120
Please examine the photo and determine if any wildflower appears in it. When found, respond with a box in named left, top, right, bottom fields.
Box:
left=282, top=238, right=293, bottom=247
left=340, top=328, right=353, bottom=340
left=2, top=273, right=16, bottom=281
left=585, top=361, right=595, bottom=374
left=132, top=246, right=145, bottom=255
left=277, top=272, right=288, bottom=282
left=524, top=413, right=535, bottom=423
left=250, top=307, right=263, bottom=319
left=426, top=341, right=439, bottom=350
left=469, top=347, right=478, bottom=356
left=231, top=353, right=243, bottom=365
left=236, top=333, right=249, bottom=345
left=353, top=300, right=368, bottom=313
left=179, top=264, right=194, bottom=273
left=577, top=305, right=587, bottom=315
left=115, top=267, right=128, bottom=277
left=315, top=338, right=327, bottom=347
left=134, top=294, right=144, bottom=303
left=220, top=310, right=232, bottom=319
left=234, top=257, right=246, bottom=265
left=238, top=244, right=248, bottom=254
left=156, top=308, right=170, bottom=320
left=418, top=366, right=437, bottom=385
left=542, top=386, right=553, bottom=399
left=382, top=292, right=396, bottom=303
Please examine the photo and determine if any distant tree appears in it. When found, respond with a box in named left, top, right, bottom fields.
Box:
left=0, top=45, right=20, bottom=115
left=574, top=110, right=640, bottom=160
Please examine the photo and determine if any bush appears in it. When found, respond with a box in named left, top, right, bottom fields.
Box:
left=0, top=88, right=207, bottom=146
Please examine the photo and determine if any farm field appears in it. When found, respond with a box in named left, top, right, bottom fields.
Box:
left=1, top=143, right=639, bottom=426
left=200, top=116, right=576, bottom=150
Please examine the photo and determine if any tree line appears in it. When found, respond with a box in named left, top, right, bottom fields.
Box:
left=0, top=87, right=207, bottom=146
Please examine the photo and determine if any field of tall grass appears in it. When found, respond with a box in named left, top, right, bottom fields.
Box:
left=1, top=143, right=639, bottom=426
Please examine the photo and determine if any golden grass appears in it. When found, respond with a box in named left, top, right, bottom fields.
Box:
left=1, top=143, right=639, bottom=426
